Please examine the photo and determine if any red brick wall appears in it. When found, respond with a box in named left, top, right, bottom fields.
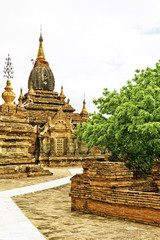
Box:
left=70, top=159, right=160, bottom=226
left=71, top=196, right=160, bottom=226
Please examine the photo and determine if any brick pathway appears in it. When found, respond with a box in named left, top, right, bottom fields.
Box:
left=13, top=185, right=160, bottom=240
left=0, top=168, right=159, bottom=240
left=0, top=168, right=81, bottom=240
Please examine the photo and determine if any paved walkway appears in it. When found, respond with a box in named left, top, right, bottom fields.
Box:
left=0, top=169, right=82, bottom=240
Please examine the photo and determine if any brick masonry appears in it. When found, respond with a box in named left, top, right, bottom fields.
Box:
left=70, top=158, right=160, bottom=226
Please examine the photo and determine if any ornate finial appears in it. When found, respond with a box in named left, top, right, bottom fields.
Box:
left=37, top=28, right=45, bottom=59
left=20, top=88, right=23, bottom=97
left=61, top=86, right=64, bottom=93
left=2, top=79, right=16, bottom=106
left=18, top=88, right=23, bottom=106
left=60, top=86, right=66, bottom=101
left=82, top=99, right=87, bottom=111
left=34, top=29, right=49, bottom=67
left=82, top=93, right=86, bottom=109
left=3, top=54, right=14, bottom=80
left=66, top=98, right=70, bottom=104
left=80, top=95, right=89, bottom=119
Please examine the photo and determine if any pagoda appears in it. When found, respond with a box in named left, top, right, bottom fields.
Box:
left=0, top=33, right=103, bottom=172
left=22, top=32, right=76, bottom=126
left=20, top=32, right=93, bottom=166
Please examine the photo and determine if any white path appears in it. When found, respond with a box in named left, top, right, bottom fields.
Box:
left=0, top=168, right=82, bottom=240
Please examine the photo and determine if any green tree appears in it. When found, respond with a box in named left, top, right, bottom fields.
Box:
left=75, top=61, right=160, bottom=175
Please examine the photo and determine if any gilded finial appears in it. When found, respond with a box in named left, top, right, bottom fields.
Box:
left=2, top=79, right=16, bottom=106
left=60, top=86, right=66, bottom=101
left=18, top=88, right=23, bottom=106
left=82, top=99, right=87, bottom=112
left=37, top=29, right=45, bottom=60
left=82, top=93, right=87, bottom=112
left=80, top=95, right=89, bottom=119
left=34, top=29, right=49, bottom=67
left=20, top=88, right=23, bottom=98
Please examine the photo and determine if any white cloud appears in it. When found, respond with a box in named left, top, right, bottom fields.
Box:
left=0, top=0, right=160, bottom=113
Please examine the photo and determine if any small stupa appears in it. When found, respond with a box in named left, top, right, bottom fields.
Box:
left=18, top=88, right=23, bottom=106
left=80, top=98, right=89, bottom=121
left=59, top=86, right=66, bottom=102
left=2, top=79, right=16, bottom=106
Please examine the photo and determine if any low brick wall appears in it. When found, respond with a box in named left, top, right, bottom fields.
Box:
left=0, top=164, right=52, bottom=179
left=70, top=159, right=160, bottom=226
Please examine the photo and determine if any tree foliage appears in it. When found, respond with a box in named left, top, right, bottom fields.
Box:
left=75, top=61, right=160, bottom=174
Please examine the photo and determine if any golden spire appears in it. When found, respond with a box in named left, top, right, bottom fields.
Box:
left=59, top=86, right=66, bottom=101
left=34, top=29, right=49, bottom=67
left=2, top=79, right=16, bottom=106
left=18, top=88, right=23, bottom=106
left=80, top=97, right=89, bottom=121
left=80, top=99, right=88, bottom=115
left=37, top=31, right=45, bottom=60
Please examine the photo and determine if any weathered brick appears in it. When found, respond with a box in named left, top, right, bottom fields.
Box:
left=71, top=158, right=160, bottom=226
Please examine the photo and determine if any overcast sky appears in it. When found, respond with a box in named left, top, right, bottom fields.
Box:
left=0, top=0, right=160, bottom=113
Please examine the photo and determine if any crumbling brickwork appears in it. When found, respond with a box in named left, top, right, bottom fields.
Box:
left=0, top=106, right=52, bottom=178
left=70, top=158, right=160, bottom=226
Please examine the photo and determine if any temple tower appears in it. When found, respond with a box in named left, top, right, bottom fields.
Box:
left=22, top=33, right=75, bottom=126
left=21, top=32, right=96, bottom=166
left=80, top=99, right=89, bottom=121
left=28, top=32, right=55, bottom=91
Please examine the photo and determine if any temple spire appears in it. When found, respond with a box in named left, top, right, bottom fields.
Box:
left=28, top=31, right=54, bottom=91
left=34, top=30, right=49, bottom=67
left=59, top=86, right=66, bottom=101
left=80, top=95, right=89, bottom=119
left=81, top=99, right=87, bottom=114
left=18, top=88, right=23, bottom=106
left=37, top=29, right=45, bottom=60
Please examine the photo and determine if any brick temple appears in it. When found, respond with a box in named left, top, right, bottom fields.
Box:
left=0, top=33, right=102, bottom=178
